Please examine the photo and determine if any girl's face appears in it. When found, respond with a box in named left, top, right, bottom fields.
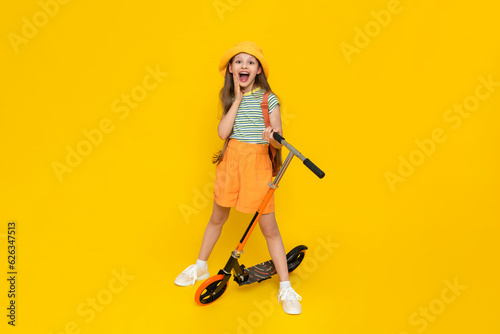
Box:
left=228, top=53, right=262, bottom=90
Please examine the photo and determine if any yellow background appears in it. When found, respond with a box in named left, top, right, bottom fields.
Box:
left=1, top=0, right=499, bottom=333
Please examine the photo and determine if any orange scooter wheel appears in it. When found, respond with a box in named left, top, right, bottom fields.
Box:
left=195, top=274, right=228, bottom=306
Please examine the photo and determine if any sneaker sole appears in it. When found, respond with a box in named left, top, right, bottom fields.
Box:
left=283, top=305, right=302, bottom=315
left=174, top=273, right=210, bottom=287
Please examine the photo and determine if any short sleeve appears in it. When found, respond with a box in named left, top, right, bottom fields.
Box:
left=268, top=92, right=280, bottom=114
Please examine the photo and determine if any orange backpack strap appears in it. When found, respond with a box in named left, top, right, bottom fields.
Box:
left=260, top=91, right=277, bottom=169
left=261, top=91, right=271, bottom=128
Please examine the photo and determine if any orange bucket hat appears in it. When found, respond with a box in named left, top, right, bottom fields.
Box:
left=218, top=41, right=269, bottom=78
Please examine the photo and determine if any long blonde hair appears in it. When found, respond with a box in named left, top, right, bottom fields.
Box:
left=212, top=57, right=282, bottom=173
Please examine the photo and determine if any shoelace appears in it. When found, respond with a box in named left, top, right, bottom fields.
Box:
left=277, top=287, right=302, bottom=305
left=182, top=265, right=198, bottom=287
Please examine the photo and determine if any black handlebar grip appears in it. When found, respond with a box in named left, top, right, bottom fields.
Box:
left=303, top=158, right=325, bottom=179
left=272, top=132, right=284, bottom=144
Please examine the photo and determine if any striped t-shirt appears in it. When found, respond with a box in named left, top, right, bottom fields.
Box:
left=230, top=87, right=280, bottom=145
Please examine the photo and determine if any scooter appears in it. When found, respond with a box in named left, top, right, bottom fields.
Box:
left=195, top=132, right=325, bottom=305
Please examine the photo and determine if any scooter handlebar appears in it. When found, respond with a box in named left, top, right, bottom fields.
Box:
left=272, top=131, right=284, bottom=144
left=272, top=132, right=325, bottom=179
left=303, top=158, right=325, bottom=179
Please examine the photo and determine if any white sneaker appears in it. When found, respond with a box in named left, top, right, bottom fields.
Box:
left=278, top=287, right=302, bottom=315
left=174, top=264, right=209, bottom=287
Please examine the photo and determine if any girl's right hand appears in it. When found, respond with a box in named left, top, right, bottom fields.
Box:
left=233, top=72, right=244, bottom=102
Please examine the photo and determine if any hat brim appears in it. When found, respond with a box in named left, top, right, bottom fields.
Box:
left=218, top=46, right=269, bottom=78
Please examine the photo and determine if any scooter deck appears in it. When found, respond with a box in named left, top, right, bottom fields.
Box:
left=239, top=260, right=277, bottom=285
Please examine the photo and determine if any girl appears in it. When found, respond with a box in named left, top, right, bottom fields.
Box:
left=175, top=41, right=302, bottom=315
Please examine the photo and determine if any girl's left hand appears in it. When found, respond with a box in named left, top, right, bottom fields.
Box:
left=262, top=126, right=281, bottom=144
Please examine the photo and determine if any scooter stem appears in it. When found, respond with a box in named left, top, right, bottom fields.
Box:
left=271, top=148, right=295, bottom=186
left=235, top=150, right=295, bottom=254
left=233, top=132, right=324, bottom=255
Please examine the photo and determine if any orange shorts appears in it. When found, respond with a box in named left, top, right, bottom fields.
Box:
left=214, top=139, right=274, bottom=214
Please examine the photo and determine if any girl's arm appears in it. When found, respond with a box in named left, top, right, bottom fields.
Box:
left=218, top=73, right=244, bottom=140
left=218, top=98, right=241, bottom=140
left=262, top=104, right=283, bottom=149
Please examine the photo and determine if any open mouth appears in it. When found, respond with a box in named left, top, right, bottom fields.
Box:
left=239, top=71, right=250, bottom=82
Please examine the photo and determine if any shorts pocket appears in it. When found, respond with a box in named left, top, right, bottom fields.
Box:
left=255, top=152, right=272, bottom=171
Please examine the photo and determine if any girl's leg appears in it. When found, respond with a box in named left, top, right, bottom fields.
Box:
left=197, top=200, right=231, bottom=261
left=175, top=201, right=230, bottom=287
left=259, top=212, right=302, bottom=315
left=258, top=212, right=289, bottom=282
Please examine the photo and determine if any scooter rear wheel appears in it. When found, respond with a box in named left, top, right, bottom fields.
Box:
left=287, top=246, right=308, bottom=273
left=195, top=274, right=228, bottom=306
